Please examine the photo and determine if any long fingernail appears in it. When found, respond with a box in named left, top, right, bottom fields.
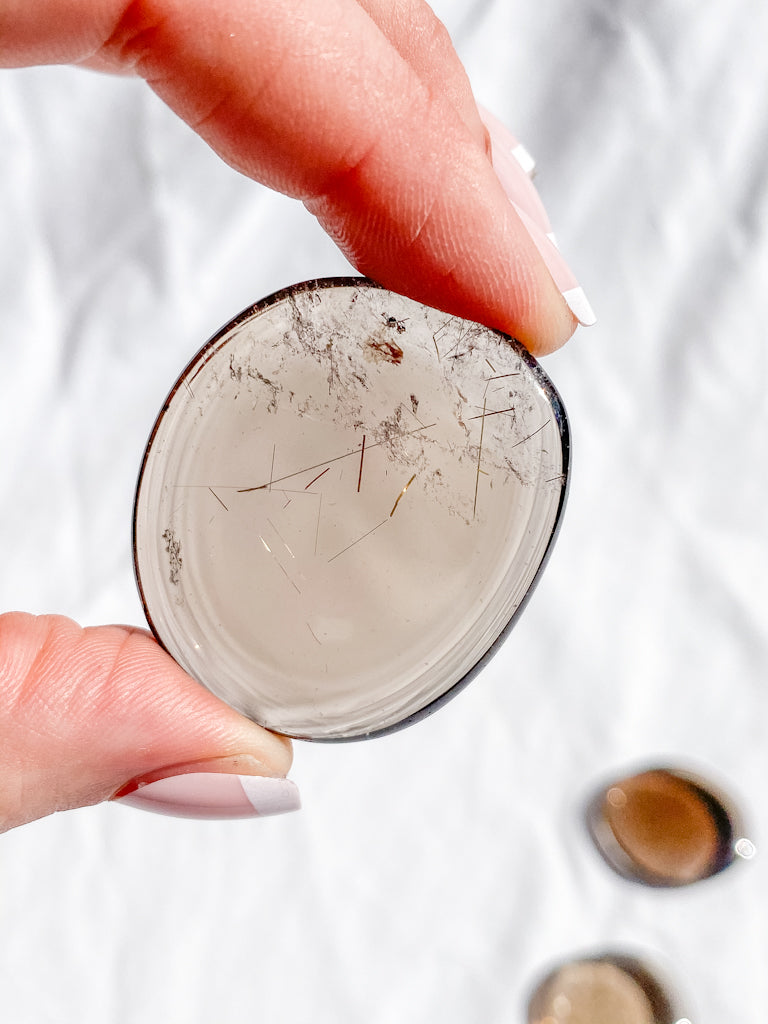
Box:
left=511, top=201, right=597, bottom=326
left=481, top=108, right=552, bottom=234
left=115, top=772, right=301, bottom=820
left=481, top=108, right=596, bottom=326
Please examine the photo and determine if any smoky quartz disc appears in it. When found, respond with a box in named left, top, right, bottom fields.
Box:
left=133, top=279, right=569, bottom=740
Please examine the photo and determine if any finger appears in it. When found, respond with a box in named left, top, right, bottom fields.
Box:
left=0, top=613, right=299, bottom=831
left=0, top=0, right=580, bottom=354
left=0, top=0, right=120, bottom=66
left=355, top=0, right=490, bottom=156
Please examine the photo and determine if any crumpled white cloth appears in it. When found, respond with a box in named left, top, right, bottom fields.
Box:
left=1, top=1, right=767, bottom=1020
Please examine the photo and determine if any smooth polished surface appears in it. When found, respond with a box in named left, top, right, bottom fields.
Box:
left=527, top=955, right=684, bottom=1024
left=587, top=767, right=751, bottom=887
left=134, top=280, right=568, bottom=738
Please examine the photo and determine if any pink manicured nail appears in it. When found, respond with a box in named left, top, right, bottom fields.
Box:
left=482, top=108, right=596, bottom=327
left=116, top=773, right=301, bottom=820
left=481, top=108, right=552, bottom=235
left=511, top=202, right=596, bottom=327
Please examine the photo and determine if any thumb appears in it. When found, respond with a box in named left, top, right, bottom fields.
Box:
left=0, top=613, right=299, bottom=832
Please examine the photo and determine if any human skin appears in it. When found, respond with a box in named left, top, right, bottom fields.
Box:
left=0, top=0, right=583, bottom=831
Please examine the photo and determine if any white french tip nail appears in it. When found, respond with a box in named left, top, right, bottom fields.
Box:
left=116, top=772, right=301, bottom=820
left=562, top=286, right=597, bottom=327
left=547, top=231, right=559, bottom=249
left=511, top=142, right=536, bottom=179
left=511, top=201, right=597, bottom=327
left=240, top=775, right=302, bottom=816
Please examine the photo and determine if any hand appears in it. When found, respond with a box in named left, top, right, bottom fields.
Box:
left=1, top=0, right=592, bottom=354
left=0, top=0, right=592, bottom=832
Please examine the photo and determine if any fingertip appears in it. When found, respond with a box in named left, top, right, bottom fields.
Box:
left=98, top=622, right=296, bottom=776
left=514, top=302, right=578, bottom=357
left=0, top=613, right=295, bottom=831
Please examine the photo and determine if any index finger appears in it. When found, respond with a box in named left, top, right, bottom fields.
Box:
left=1, top=0, right=580, bottom=353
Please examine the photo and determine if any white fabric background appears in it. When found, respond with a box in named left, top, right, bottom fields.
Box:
left=1, top=0, right=767, bottom=1020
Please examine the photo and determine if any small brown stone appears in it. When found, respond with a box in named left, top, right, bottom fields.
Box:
left=588, top=767, right=740, bottom=886
left=527, top=955, right=681, bottom=1024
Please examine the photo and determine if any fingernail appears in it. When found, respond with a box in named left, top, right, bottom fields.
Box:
left=481, top=108, right=596, bottom=327
left=480, top=107, right=552, bottom=233
left=116, top=772, right=301, bottom=820
left=479, top=106, right=536, bottom=177
left=511, top=201, right=597, bottom=327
